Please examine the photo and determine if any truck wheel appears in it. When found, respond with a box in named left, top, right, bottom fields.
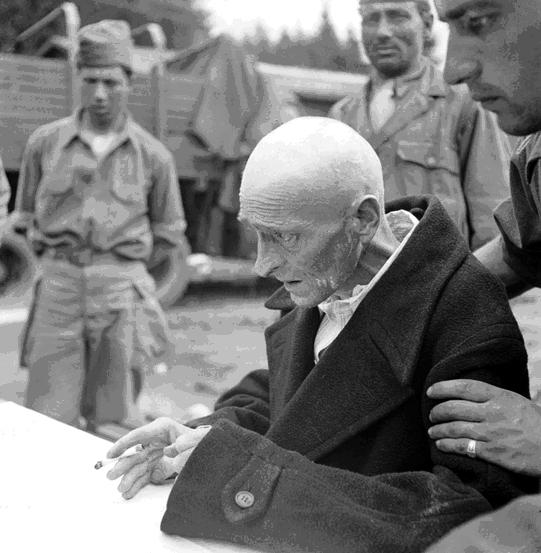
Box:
left=0, top=231, right=37, bottom=298
left=149, top=250, right=190, bottom=309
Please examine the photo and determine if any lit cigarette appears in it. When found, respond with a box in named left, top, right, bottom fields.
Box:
left=94, top=444, right=146, bottom=470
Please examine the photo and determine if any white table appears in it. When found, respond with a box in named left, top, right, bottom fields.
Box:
left=0, top=401, right=259, bottom=553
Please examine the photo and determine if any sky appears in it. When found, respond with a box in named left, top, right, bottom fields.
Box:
left=198, top=0, right=362, bottom=42
left=197, top=0, right=449, bottom=63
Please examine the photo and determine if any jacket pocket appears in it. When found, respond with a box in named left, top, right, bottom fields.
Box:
left=37, top=169, right=74, bottom=200
left=111, top=176, right=146, bottom=205
left=396, top=140, right=459, bottom=175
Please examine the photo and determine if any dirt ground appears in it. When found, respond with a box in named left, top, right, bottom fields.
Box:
left=1, top=283, right=540, bottom=423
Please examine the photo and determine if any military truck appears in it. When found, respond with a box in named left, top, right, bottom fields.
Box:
left=0, top=2, right=368, bottom=306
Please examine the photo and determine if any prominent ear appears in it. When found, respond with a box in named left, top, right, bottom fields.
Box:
left=352, top=195, right=380, bottom=244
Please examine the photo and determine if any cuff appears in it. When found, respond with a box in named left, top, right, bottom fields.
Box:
left=161, top=419, right=285, bottom=539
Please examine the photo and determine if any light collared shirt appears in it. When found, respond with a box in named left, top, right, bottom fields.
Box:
left=368, top=62, right=427, bottom=132
left=14, top=109, right=187, bottom=261
left=314, top=210, right=419, bottom=363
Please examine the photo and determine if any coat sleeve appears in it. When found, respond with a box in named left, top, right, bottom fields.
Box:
left=186, top=369, right=271, bottom=436
left=421, top=256, right=536, bottom=507
left=456, top=94, right=512, bottom=250
left=161, top=419, right=493, bottom=553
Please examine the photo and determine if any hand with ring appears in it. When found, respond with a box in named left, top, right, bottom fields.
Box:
left=427, top=379, right=541, bottom=476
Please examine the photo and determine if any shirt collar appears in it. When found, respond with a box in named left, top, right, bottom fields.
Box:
left=58, top=109, right=136, bottom=150
left=318, top=210, right=419, bottom=321
left=318, top=283, right=366, bottom=320
left=370, top=58, right=428, bottom=100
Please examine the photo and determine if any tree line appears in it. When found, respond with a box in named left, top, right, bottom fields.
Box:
left=243, top=8, right=368, bottom=74
left=0, top=1, right=365, bottom=74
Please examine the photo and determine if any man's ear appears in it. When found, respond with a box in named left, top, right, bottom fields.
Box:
left=352, top=196, right=380, bottom=243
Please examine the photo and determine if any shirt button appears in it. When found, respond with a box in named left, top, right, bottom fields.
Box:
left=235, top=491, right=255, bottom=509
left=426, top=156, right=437, bottom=167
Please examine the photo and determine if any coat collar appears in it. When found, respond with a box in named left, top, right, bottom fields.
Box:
left=264, top=196, right=470, bottom=460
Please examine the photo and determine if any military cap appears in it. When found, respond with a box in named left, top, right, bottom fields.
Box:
left=77, top=20, right=133, bottom=72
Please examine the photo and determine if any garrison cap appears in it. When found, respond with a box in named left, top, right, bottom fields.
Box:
left=77, top=20, right=133, bottom=72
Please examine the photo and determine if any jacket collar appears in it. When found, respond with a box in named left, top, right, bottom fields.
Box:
left=515, top=132, right=541, bottom=183
left=361, top=60, right=449, bottom=150
left=264, top=196, right=470, bottom=460
left=57, top=109, right=136, bottom=152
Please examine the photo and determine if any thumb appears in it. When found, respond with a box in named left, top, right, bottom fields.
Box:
left=163, top=425, right=212, bottom=457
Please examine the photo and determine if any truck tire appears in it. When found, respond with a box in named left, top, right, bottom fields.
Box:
left=149, top=250, right=190, bottom=309
left=0, top=231, right=37, bottom=298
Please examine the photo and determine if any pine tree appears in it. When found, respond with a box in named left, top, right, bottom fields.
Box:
left=241, top=5, right=368, bottom=74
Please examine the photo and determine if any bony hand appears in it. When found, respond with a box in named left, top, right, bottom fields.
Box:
left=105, top=417, right=212, bottom=499
left=427, top=379, right=541, bottom=476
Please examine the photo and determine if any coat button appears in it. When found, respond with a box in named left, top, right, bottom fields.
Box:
left=235, top=491, right=255, bottom=509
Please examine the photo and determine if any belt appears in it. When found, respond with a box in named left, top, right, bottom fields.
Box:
left=45, top=246, right=120, bottom=267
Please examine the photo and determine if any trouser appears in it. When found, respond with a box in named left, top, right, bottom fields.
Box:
left=23, top=255, right=169, bottom=427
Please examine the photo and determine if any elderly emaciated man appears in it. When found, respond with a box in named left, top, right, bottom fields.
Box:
left=106, top=117, right=534, bottom=553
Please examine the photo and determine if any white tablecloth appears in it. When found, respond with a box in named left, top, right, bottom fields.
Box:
left=0, top=401, right=258, bottom=553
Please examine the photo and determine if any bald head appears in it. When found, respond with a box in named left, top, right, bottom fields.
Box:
left=239, top=117, right=384, bottom=228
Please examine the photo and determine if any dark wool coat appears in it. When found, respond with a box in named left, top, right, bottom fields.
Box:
left=161, top=196, right=536, bottom=553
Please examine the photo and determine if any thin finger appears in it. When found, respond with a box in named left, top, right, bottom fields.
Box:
left=427, top=380, right=498, bottom=402
left=434, top=438, right=485, bottom=460
left=429, top=400, right=486, bottom=423
left=122, top=472, right=151, bottom=500
left=107, top=448, right=163, bottom=480
left=118, top=459, right=150, bottom=494
left=428, top=422, right=487, bottom=441
left=107, top=420, right=165, bottom=458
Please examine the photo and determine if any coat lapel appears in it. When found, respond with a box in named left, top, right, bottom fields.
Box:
left=266, top=302, right=414, bottom=460
left=265, top=306, right=321, bottom=422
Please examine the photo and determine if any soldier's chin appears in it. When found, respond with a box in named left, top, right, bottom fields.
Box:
left=496, top=110, right=541, bottom=137
left=372, top=59, right=409, bottom=79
